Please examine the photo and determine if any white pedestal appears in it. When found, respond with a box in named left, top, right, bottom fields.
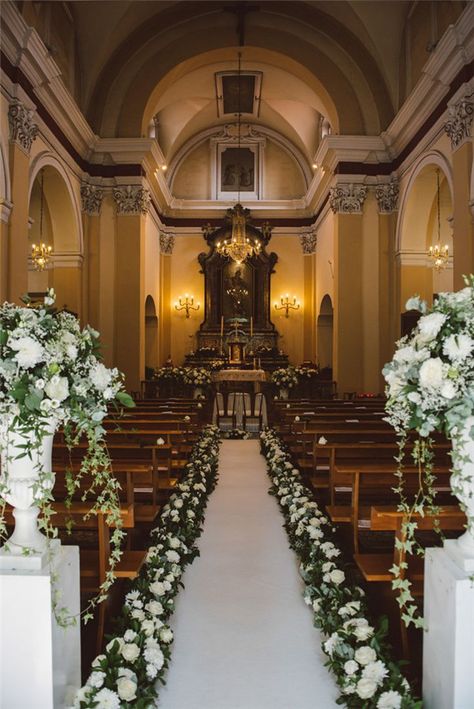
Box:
left=0, top=545, right=81, bottom=708
left=423, top=546, right=474, bottom=709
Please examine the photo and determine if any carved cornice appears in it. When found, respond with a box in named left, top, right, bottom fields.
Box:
left=444, top=94, right=473, bottom=150
left=329, top=184, right=368, bottom=214
left=374, top=180, right=399, bottom=214
left=112, top=186, right=150, bottom=215
left=159, top=232, right=175, bottom=255
left=300, top=227, right=317, bottom=254
left=8, top=99, right=38, bottom=154
left=80, top=184, right=103, bottom=216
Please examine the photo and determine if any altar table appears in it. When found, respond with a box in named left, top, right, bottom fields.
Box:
left=212, top=369, right=267, bottom=392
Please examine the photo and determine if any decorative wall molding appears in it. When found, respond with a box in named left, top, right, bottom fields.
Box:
left=329, top=183, right=368, bottom=214
left=375, top=180, right=399, bottom=214
left=0, top=200, right=13, bottom=224
left=112, top=186, right=150, bottom=215
left=299, top=227, right=317, bottom=254
left=159, top=232, right=175, bottom=255
left=80, top=184, right=103, bottom=216
left=8, top=99, right=38, bottom=154
left=444, top=94, right=474, bottom=150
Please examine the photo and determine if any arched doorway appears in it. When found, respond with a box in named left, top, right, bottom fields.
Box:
left=28, top=161, right=82, bottom=315
left=145, top=295, right=159, bottom=375
left=317, top=294, right=333, bottom=373
left=397, top=159, right=453, bottom=316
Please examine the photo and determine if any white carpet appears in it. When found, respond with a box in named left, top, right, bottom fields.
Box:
left=157, top=440, right=339, bottom=709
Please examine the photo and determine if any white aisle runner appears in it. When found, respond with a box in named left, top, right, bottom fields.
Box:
left=158, top=440, right=339, bottom=709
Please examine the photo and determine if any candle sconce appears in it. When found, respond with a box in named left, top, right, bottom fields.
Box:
left=174, top=294, right=200, bottom=318
left=274, top=294, right=300, bottom=318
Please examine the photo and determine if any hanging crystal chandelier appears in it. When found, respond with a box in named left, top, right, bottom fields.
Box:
left=216, top=53, right=261, bottom=265
left=428, top=169, right=449, bottom=271
left=31, top=169, right=53, bottom=271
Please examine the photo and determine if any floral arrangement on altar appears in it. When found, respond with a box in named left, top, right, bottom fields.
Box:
left=295, top=365, right=320, bottom=379
left=0, top=289, right=134, bottom=618
left=75, top=426, right=220, bottom=708
left=383, top=276, right=474, bottom=626
left=182, top=367, right=212, bottom=387
left=271, top=366, right=299, bottom=389
left=153, top=366, right=184, bottom=383
left=260, top=429, right=419, bottom=708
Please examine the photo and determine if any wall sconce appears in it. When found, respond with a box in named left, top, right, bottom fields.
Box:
left=274, top=294, right=300, bottom=318
left=31, top=242, right=52, bottom=271
left=174, top=294, right=200, bottom=318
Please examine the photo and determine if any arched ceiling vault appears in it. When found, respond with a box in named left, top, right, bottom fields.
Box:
left=81, top=1, right=397, bottom=142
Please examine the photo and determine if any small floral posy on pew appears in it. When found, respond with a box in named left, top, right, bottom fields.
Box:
left=74, top=425, right=220, bottom=708
left=260, top=429, right=420, bottom=708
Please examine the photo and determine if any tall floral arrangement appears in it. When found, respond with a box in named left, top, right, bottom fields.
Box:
left=182, top=367, right=212, bottom=387
left=383, top=276, right=474, bottom=626
left=271, top=366, right=299, bottom=389
left=0, top=290, right=134, bottom=619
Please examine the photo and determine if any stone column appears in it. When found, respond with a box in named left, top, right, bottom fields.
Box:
left=300, top=227, right=317, bottom=362
left=159, top=231, right=174, bottom=365
left=7, top=99, right=38, bottom=302
left=444, top=92, right=473, bottom=289
left=375, top=180, right=399, bottom=389
left=0, top=201, right=13, bottom=302
left=80, top=184, right=103, bottom=328
left=330, top=183, right=368, bottom=395
left=112, top=185, right=149, bottom=394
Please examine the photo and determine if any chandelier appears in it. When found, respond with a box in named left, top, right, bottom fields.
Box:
left=216, top=52, right=261, bottom=265
left=428, top=169, right=449, bottom=271
left=31, top=169, right=53, bottom=271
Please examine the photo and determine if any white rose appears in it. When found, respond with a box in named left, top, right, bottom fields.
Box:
left=166, top=550, right=180, bottom=563
left=145, top=600, right=164, bottom=616
left=141, top=619, right=155, bottom=636
left=121, top=642, right=140, bottom=662
left=87, top=671, right=105, bottom=688
left=45, top=375, right=69, bottom=402
left=353, top=624, right=374, bottom=641
left=159, top=627, right=174, bottom=643
left=329, top=569, right=345, bottom=585
left=443, top=333, right=473, bottom=362
left=362, top=660, right=389, bottom=685
left=9, top=336, right=44, bottom=369
left=376, top=690, right=403, bottom=708
left=150, top=581, right=166, bottom=596
left=90, top=362, right=113, bottom=391
left=354, top=646, right=377, bottom=666
left=418, top=312, right=446, bottom=341
left=116, top=676, right=137, bottom=702
left=123, top=629, right=137, bottom=642
left=173, top=499, right=183, bottom=509
left=356, top=677, right=377, bottom=699
left=418, top=357, right=444, bottom=390
left=344, top=660, right=359, bottom=676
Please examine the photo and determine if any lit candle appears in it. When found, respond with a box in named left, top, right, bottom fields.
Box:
left=250, top=316, right=253, bottom=337
left=220, top=315, right=224, bottom=337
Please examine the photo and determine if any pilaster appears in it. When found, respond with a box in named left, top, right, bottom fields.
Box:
left=159, top=231, right=174, bottom=365
left=300, top=227, right=317, bottom=362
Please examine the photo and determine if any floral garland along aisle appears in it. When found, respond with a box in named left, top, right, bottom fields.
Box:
left=74, top=425, right=220, bottom=708
left=260, top=429, right=420, bottom=709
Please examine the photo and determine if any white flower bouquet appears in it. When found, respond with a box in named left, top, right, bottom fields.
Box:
left=271, top=366, right=299, bottom=389
left=182, top=367, right=212, bottom=387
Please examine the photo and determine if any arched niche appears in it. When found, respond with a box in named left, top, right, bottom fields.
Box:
left=28, top=161, right=82, bottom=315
left=145, top=295, right=159, bottom=372
left=317, top=294, right=333, bottom=371
left=397, top=156, right=453, bottom=312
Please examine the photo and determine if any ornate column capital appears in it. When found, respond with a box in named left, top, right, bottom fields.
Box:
left=159, top=231, right=175, bottom=255
left=329, top=183, right=368, bottom=214
left=375, top=179, right=399, bottom=214
left=8, top=99, right=38, bottom=154
left=300, top=227, right=317, bottom=254
left=80, top=184, right=103, bottom=216
left=112, top=185, right=150, bottom=215
left=444, top=94, right=473, bottom=150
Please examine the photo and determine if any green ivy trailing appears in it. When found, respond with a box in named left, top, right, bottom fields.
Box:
left=261, top=429, right=420, bottom=709
left=74, top=425, right=221, bottom=708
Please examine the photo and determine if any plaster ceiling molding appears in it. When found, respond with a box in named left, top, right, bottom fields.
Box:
left=8, top=99, right=38, bottom=154
left=300, top=227, right=317, bottom=254
left=80, top=184, right=103, bottom=216
left=444, top=94, right=474, bottom=151
left=329, top=183, right=368, bottom=214
left=375, top=179, right=399, bottom=214
left=112, top=185, right=150, bottom=215
left=159, top=231, right=175, bottom=255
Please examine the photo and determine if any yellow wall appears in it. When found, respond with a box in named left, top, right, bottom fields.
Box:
left=263, top=141, right=306, bottom=199
left=270, top=234, right=305, bottom=364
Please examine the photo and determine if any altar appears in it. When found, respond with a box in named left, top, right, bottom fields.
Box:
left=212, top=368, right=267, bottom=393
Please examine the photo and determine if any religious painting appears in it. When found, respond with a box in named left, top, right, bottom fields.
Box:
left=224, top=263, right=251, bottom=320
left=221, top=147, right=255, bottom=192
left=222, top=74, right=255, bottom=114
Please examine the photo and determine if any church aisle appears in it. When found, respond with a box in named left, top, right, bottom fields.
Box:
left=157, top=440, right=339, bottom=709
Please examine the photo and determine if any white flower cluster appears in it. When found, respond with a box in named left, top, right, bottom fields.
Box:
left=271, top=366, right=299, bottom=389
left=74, top=426, right=221, bottom=708
left=182, top=367, right=212, bottom=387
left=260, top=429, right=416, bottom=708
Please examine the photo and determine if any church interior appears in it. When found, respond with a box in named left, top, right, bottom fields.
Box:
left=0, top=1, right=473, bottom=708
